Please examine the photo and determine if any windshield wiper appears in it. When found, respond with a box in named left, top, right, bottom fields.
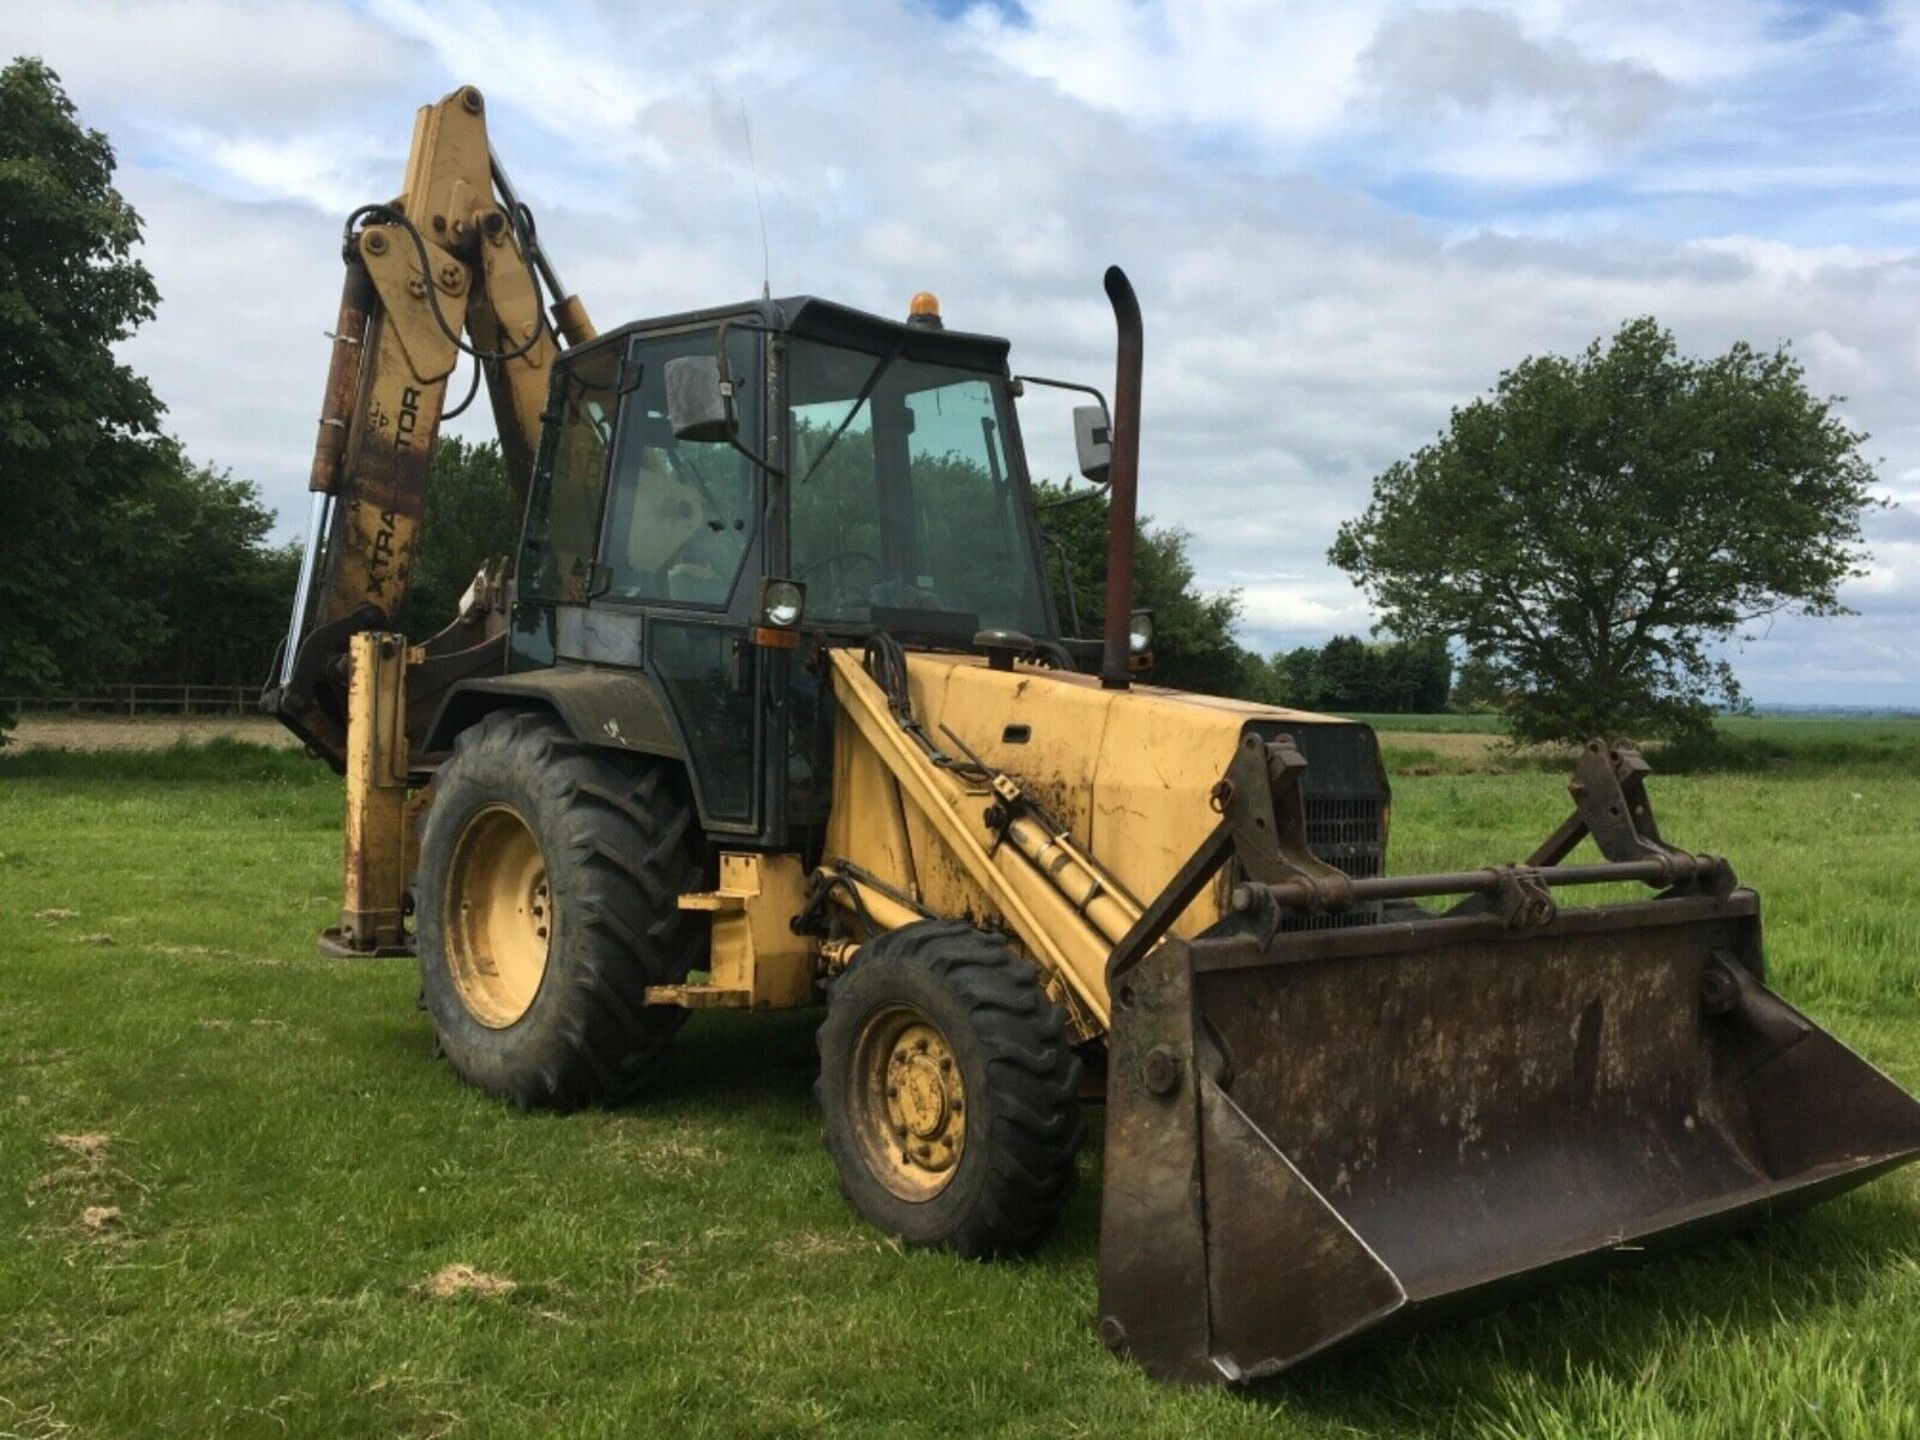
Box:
left=797, top=345, right=903, bottom=485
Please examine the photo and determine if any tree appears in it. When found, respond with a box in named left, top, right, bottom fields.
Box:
left=0, top=58, right=165, bottom=695
left=1267, top=646, right=1324, bottom=709
left=1450, top=650, right=1509, bottom=713
left=1377, top=634, right=1452, bottom=712
left=1260, top=634, right=1452, bottom=713
left=117, top=450, right=300, bottom=687
left=402, top=437, right=522, bottom=636
left=0, top=60, right=310, bottom=706
left=1330, top=318, right=1879, bottom=743
left=1314, top=635, right=1374, bottom=710
left=1032, top=480, right=1261, bottom=696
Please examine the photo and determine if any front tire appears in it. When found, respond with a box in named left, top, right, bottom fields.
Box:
left=415, top=710, right=704, bottom=1109
left=815, top=920, right=1084, bottom=1256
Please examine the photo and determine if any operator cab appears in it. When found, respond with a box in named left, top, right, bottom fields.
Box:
left=507, top=294, right=1061, bottom=848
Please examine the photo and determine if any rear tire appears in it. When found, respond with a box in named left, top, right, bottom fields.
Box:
left=415, top=709, right=704, bottom=1109
left=815, top=920, right=1084, bottom=1256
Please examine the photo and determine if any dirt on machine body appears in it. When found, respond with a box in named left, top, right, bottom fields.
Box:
left=264, top=85, right=1920, bottom=1384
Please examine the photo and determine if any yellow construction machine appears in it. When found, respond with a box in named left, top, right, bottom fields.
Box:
left=265, top=86, right=1920, bottom=1383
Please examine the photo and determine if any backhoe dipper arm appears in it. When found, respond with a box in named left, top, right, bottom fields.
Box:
left=265, top=84, right=594, bottom=767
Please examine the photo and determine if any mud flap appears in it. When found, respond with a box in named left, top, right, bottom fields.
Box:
left=1098, top=891, right=1920, bottom=1385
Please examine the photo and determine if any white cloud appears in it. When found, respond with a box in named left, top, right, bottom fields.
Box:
left=1, top=1, right=415, bottom=125
left=960, top=0, right=1388, bottom=144
left=1236, top=582, right=1370, bottom=636
left=1360, top=6, right=1677, bottom=152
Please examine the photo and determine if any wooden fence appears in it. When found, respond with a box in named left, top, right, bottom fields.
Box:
left=2, top=684, right=260, bottom=716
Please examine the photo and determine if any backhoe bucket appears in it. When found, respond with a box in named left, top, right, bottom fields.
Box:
left=1098, top=890, right=1920, bottom=1384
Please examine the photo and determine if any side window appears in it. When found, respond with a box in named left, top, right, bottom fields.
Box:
left=601, top=330, right=759, bottom=607
left=520, top=345, right=619, bottom=602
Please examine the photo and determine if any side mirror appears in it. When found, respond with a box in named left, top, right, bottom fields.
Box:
left=665, top=356, right=735, bottom=443
left=1073, top=404, right=1111, bottom=484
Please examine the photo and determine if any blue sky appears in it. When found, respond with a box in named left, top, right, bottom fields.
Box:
left=6, top=0, right=1917, bottom=704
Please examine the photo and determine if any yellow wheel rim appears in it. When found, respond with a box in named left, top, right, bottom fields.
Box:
left=444, top=804, right=551, bottom=1029
left=851, top=1005, right=967, bottom=1201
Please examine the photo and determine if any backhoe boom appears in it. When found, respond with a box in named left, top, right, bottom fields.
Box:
left=264, top=84, right=593, bottom=770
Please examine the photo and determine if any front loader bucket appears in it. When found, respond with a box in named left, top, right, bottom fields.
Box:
left=1098, top=890, right=1920, bottom=1384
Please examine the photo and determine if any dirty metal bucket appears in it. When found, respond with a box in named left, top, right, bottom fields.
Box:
left=1098, top=888, right=1920, bottom=1384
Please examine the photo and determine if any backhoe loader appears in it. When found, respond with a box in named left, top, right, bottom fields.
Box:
left=264, top=85, right=1920, bottom=1384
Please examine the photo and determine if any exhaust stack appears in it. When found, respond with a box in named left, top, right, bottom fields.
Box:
left=1101, top=266, right=1143, bottom=690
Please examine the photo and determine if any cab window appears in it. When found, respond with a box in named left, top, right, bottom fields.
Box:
left=601, top=329, right=760, bottom=607
left=787, top=341, right=1045, bottom=633
left=518, top=344, right=619, bottom=603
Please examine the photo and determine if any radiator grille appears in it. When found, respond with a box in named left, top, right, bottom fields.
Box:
left=1305, top=793, right=1384, bottom=875
left=1230, top=722, right=1390, bottom=933
left=1279, top=791, right=1386, bottom=932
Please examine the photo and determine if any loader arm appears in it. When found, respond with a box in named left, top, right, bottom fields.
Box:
left=823, top=645, right=1134, bottom=1035
left=819, top=641, right=1920, bottom=1384
left=264, top=84, right=595, bottom=769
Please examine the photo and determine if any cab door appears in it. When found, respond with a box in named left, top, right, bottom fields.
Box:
left=595, top=326, right=766, bottom=835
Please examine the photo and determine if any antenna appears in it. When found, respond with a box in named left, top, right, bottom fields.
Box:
left=741, top=100, right=771, bottom=301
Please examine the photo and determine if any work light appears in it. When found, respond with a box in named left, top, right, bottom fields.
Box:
left=759, top=578, right=806, bottom=629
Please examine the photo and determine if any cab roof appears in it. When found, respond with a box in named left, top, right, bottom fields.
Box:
left=597, top=293, right=1014, bottom=373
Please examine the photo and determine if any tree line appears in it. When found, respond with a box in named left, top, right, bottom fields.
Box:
left=1, top=59, right=297, bottom=705
left=1258, top=635, right=1452, bottom=714
left=0, top=61, right=505, bottom=712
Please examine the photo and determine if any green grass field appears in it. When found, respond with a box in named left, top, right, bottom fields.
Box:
left=3, top=725, right=1918, bottom=1438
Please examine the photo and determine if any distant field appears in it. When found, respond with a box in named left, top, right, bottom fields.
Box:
left=1342, top=711, right=1509, bottom=734
left=1348, top=709, right=1920, bottom=740
left=5, top=712, right=299, bottom=752
left=2, top=726, right=1918, bottom=1438
left=1344, top=711, right=1920, bottom=778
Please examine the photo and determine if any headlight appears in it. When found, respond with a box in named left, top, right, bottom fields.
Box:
left=1128, top=609, right=1154, bottom=654
left=760, top=578, right=806, bottom=629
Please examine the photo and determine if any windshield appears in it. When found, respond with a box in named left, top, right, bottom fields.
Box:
left=787, top=340, right=1049, bottom=634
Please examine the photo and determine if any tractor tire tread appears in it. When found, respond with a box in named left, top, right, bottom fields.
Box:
left=814, top=920, right=1083, bottom=1258
left=416, top=709, right=704, bottom=1110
